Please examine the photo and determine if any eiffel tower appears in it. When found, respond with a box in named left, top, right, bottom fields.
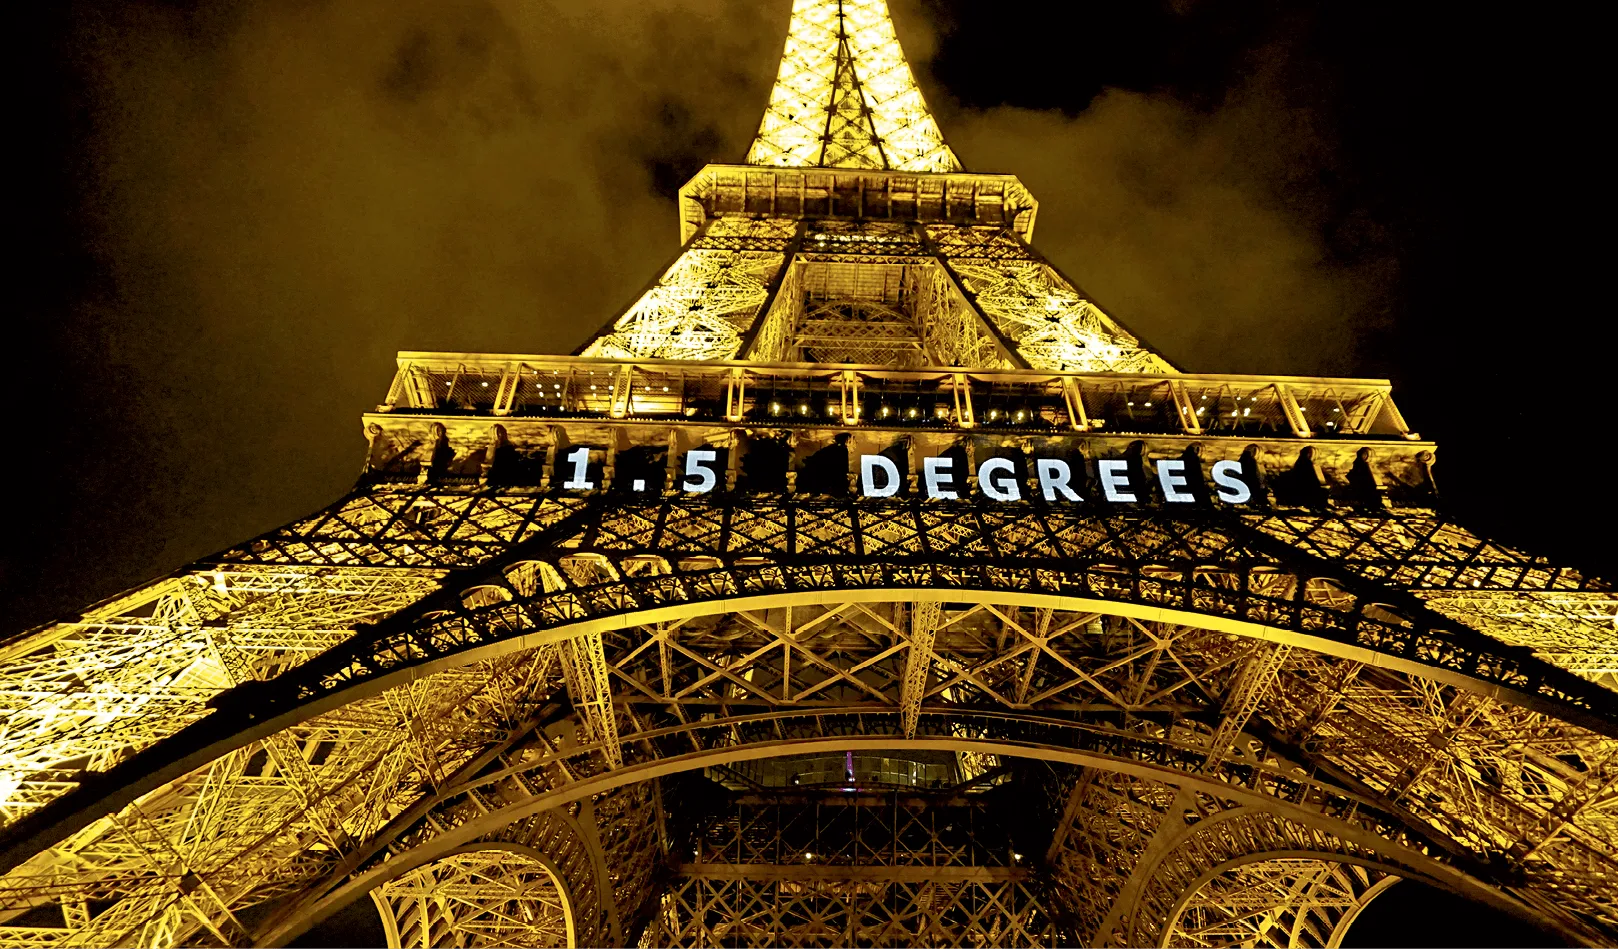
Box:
left=3, top=1, right=1616, bottom=946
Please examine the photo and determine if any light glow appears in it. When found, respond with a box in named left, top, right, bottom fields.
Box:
left=746, top=0, right=961, bottom=172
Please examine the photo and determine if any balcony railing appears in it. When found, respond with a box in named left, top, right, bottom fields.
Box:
left=677, top=165, right=1040, bottom=243
left=379, top=352, right=1415, bottom=440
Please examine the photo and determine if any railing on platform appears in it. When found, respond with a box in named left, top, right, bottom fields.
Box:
left=379, top=353, right=1415, bottom=440
left=676, top=165, right=1040, bottom=243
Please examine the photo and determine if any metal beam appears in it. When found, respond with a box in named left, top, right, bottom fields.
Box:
left=1203, top=643, right=1293, bottom=770
left=564, top=799, right=622, bottom=947
left=899, top=601, right=940, bottom=740
left=560, top=631, right=622, bottom=770
left=675, top=864, right=1028, bottom=883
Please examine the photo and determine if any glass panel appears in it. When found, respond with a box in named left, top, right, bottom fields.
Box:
left=1179, top=381, right=1290, bottom=435
left=1083, top=380, right=1181, bottom=434
left=1289, top=385, right=1385, bottom=436
left=857, top=373, right=958, bottom=427
left=964, top=375, right=1073, bottom=430
left=742, top=369, right=849, bottom=424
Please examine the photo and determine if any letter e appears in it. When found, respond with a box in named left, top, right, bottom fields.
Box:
left=1157, top=459, right=1194, bottom=503
left=1098, top=459, right=1137, bottom=503
left=924, top=456, right=958, bottom=500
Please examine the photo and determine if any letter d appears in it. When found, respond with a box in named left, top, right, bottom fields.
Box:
left=861, top=455, right=902, bottom=498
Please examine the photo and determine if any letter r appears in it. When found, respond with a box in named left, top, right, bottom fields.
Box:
left=1036, top=459, right=1082, bottom=502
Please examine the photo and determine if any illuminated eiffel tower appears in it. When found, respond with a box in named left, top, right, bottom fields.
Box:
left=3, top=1, right=1616, bottom=946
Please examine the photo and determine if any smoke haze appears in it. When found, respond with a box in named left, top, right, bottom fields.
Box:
left=9, top=0, right=1598, bottom=630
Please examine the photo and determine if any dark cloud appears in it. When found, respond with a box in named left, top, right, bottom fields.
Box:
left=948, top=90, right=1397, bottom=376
left=905, top=0, right=1404, bottom=378
left=12, top=0, right=784, bottom=628
left=8, top=0, right=1609, bottom=632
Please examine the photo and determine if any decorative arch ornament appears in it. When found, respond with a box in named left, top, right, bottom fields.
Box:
left=1160, top=856, right=1397, bottom=948
left=369, top=844, right=576, bottom=949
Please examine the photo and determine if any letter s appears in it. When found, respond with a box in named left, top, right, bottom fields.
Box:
left=1211, top=460, right=1253, bottom=504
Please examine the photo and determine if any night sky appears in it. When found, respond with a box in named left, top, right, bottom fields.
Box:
left=13, top=0, right=1606, bottom=945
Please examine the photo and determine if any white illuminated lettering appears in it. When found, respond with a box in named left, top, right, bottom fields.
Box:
left=1098, top=460, right=1137, bottom=503
left=1211, top=460, right=1253, bottom=503
left=1157, top=459, right=1195, bottom=503
left=924, top=456, right=958, bottom=499
left=978, top=457, right=1021, bottom=501
left=861, top=455, right=902, bottom=498
left=1036, top=459, right=1082, bottom=502
left=682, top=449, right=719, bottom=494
left=562, top=446, right=594, bottom=490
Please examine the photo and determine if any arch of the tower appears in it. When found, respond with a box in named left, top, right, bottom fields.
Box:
left=0, top=493, right=1613, bottom=947
left=224, top=743, right=1514, bottom=949
left=7, top=547, right=1612, bottom=862
left=257, top=723, right=1556, bottom=948
left=368, top=844, right=576, bottom=949
left=3, top=574, right=1613, bottom=947
left=1039, top=769, right=1414, bottom=949
left=1156, top=853, right=1399, bottom=948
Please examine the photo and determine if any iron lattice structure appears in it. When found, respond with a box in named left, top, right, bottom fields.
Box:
left=3, top=0, right=1616, bottom=946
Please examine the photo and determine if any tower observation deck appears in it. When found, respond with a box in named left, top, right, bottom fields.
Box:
left=1, top=1, right=1615, bottom=946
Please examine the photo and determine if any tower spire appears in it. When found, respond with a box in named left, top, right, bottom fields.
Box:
left=747, top=0, right=961, bottom=172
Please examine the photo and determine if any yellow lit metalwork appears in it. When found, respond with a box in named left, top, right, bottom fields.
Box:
left=2, top=1, right=1616, bottom=947
left=372, top=850, right=572, bottom=949
left=579, top=221, right=792, bottom=362
left=919, top=223, right=1174, bottom=372
left=747, top=0, right=960, bottom=172
left=0, top=567, right=440, bottom=825
left=952, top=259, right=1171, bottom=372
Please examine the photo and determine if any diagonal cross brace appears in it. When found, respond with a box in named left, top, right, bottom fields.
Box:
left=560, top=631, right=622, bottom=770
left=900, top=601, right=941, bottom=740
left=1203, top=642, right=1292, bottom=770
left=1509, top=750, right=1618, bottom=860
